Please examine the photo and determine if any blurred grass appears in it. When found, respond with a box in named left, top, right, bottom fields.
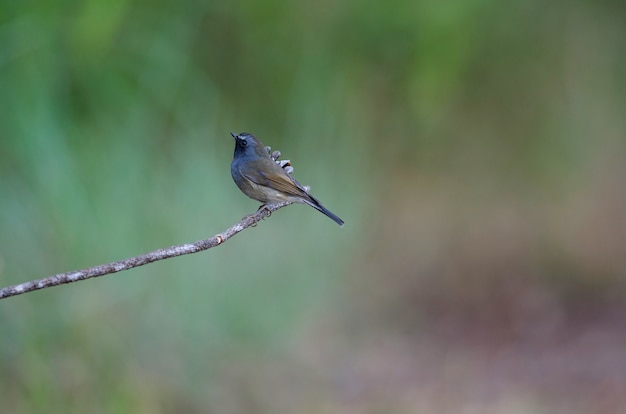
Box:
left=1, top=0, right=626, bottom=412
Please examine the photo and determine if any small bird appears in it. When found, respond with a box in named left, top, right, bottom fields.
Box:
left=230, top=132, right=344, bottom=226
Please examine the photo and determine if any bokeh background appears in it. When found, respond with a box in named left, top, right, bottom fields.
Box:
left=1, top=0, right=626, bottom=412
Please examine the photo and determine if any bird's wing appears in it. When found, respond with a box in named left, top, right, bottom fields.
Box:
left=241, top=164, right=309, bottom=198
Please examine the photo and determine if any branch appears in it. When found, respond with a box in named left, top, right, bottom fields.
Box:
left=0, top=201, right=293, bottom=300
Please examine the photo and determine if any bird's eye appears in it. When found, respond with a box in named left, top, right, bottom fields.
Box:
left=240, top=139, right=247, bottom=146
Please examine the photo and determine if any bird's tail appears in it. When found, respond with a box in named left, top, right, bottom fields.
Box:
left=304, top=197, right=344, bottom=227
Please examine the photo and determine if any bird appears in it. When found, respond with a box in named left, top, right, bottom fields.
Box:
left=230, top=132, right=344, bottom=226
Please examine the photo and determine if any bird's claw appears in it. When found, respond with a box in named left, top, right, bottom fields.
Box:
left=256, top=204, right=272, bottom=217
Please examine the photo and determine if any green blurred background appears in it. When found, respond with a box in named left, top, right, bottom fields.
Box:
left=1, top=0, right=625, bottom=412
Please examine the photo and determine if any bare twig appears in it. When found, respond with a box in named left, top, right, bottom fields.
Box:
left=0, top=201, right=293, bottom=300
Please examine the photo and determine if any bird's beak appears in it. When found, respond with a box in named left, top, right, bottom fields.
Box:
left=230, top=132, right=238, bottom=140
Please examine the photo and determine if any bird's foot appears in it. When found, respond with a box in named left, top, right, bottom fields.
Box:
left=256, top=204, right=272, bottom=217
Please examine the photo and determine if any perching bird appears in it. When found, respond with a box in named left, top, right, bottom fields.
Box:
left=230, top=132, right=344, bottom=226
